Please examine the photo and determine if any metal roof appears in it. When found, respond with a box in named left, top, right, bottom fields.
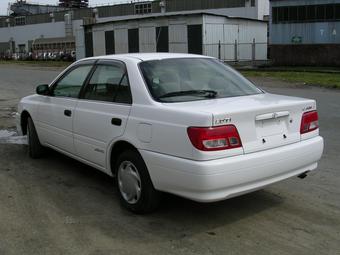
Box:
left=84, top=9, right=267, bottom=27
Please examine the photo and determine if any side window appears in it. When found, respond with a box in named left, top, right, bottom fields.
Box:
left=53, top=65, right=93, bottom=98
left=83, top=63, right=132, bottom=104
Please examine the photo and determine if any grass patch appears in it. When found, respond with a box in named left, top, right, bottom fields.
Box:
left=0, top=60, right=71, bottom=68
left=241, top=70, right=340, bottom=89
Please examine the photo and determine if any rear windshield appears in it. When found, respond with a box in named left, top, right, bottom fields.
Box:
left=139, top=58, right=262, bottom=103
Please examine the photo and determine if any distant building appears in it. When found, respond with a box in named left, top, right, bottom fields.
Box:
left=0, top=0, right=269, bottom=60
left=59, top=0, right=89, bottom=9
left=10, top=0, right=66, bottom=16
left=270, top=0, right=340, bottom=66
left=85, top=11, right=268, bottom=62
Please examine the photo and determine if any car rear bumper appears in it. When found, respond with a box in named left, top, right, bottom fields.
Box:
left=140, top=136, right=324, bottom=202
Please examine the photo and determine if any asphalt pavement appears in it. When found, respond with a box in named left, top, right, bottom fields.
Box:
left=0, top=64, right=339, bottom=255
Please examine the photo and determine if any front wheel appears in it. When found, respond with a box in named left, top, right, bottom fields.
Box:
left=27, top=117, right=44, bottom=158
left=115, top=150, right=161, bottom=214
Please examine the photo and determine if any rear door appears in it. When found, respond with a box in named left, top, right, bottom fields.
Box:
left=37, top=62, right=94, bottom=154
left=73, top=60, right=132, bottom=168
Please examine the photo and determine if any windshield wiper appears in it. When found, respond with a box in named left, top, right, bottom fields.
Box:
left=159, top=90, right=218, bottom=99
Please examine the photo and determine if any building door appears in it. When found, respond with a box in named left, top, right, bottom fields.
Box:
left=105, top=30, right=115, bottom=55
left=85, top=30, right=94, bottom=57
left=128, top=28, right=139, bottom=53
left=187, top=24, right=202, bottom=54
left=156, top=26, right=169, bottom=52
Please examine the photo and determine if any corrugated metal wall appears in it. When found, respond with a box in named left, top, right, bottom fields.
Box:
left=98, top=4, right=134, bottom=18
left=73, top=9, right=93, bottom=20
left=270, top=0, right=340, bottom=44
left=169, top=23, right=188, bottom=53
left=203, top=15, right=267, bottom=60
left=271, top=22, right=340, bottom=44
left=166, top=0, right=246, bottom=12
left=115, top=28, right=129, bottom=53
left=26, top=13, right=51, bottom=25
left=140, top=26, right=156, bottom=52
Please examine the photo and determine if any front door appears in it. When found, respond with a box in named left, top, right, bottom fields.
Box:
left=73, top=60, right=132, bottom=168
left=37, top=64, right=94, bottom=154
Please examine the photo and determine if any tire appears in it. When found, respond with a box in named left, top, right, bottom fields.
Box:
left=27, top=117, right=44, bottom=159
left=115, top=150, right=161, bottom=214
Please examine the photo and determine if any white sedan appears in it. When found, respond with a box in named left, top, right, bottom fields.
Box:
left=16, top=53, right=324, bottom=213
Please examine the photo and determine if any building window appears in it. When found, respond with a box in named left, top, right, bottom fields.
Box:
left=335, top=5, right=340, bottom=19
left=251, top=0, right=256, bottom=7
left=15, top=16, right=26, bottom=26
left=289, top=6, right=298, bottom=22
left=272, top=7, right=278, bottom=23
left=272, top=3, right=340, bottom=24
left=306, top=5, right=316, bottom=20
left=325, top=5, right=334, bottom=20
left=135, top=2, right=152, bottom=15
left=297, top=6, right=306, bottom=21
left=316, top=5, right=325, bottom=20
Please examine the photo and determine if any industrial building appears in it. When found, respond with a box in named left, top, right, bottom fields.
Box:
left=85, top=11, right=267, bottom=62
left=270, top=0, right=340, bottom=66
left=0, top=0, right=269, bottom=61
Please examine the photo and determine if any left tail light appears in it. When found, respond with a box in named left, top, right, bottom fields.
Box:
left=300, top=111, right=319, bottom=134
left=187, top=125, right=242, bottom=151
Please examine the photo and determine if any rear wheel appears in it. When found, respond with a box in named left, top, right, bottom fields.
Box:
left=115, top=150, right=161, bottom=214
left=27, top=117, right=44, bottom=158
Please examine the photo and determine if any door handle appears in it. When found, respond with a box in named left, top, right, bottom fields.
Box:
left=111, top=118, right=122, bottom=126
left=64, top=109, right=72, bottom=117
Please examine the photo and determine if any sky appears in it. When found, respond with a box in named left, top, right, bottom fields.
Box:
left=0, top=0, right=126, bottom=15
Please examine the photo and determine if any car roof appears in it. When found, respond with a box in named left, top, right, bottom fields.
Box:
left=83, top=53, right=214, bottom=62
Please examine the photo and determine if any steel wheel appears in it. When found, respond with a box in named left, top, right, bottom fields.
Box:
left=117, top=160, right=142, bottom=204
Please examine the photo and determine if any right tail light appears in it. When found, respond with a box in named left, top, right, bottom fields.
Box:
left=300, top=111, right=319, bottom=134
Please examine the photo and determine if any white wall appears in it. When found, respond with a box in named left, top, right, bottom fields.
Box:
left=208, top=1, right=269, bottom=20
left=139, top=25, right=156, bottom=52
left=92, top=29, right=106, bottom=56
left=257, top=0, right=270, bottom=20
left=203, top=15, right=267, bottom=61
left=73, top=19, right=85, bottom=60
left=0, top=21, right=66, bottom=51
left=207, top=7, right=259, bottom=20
left=169, top=23, right=187, bottom=53
left=114, top=27, right=128, bottom=53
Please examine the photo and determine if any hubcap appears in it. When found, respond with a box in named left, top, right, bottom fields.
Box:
left=117, top=161, right=142, bottom=204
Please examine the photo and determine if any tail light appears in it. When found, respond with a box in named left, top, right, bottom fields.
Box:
left=300, top=111, right=319, bottom=134
left=187, top=125, right=242, bottom=151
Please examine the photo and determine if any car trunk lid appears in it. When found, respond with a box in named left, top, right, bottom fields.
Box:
left=210, top=93, right=316, bottom=154
left=168, top=92, right=316, bottom=157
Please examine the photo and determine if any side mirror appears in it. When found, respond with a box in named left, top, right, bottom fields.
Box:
left=36, top=84, right=50, bottom=96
